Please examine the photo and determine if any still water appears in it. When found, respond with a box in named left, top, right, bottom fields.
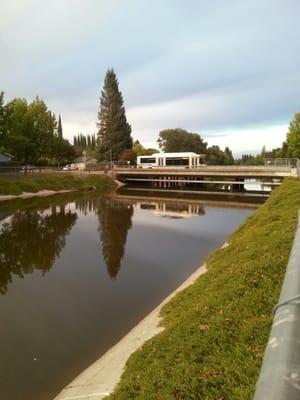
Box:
left=0, top=191, right=254, bottom=400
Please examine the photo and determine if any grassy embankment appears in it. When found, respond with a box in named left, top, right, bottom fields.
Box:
left=108, top=178, right=300, bottom=400
left=0, top=173, right=116, bottom=196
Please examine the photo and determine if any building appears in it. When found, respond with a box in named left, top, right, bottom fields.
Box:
left=0, top=153, right=14, bottom=163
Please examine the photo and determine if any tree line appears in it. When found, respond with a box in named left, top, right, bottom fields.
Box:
left=235, top=114, right=300, bottom=165
left=1, top=67, right=299, bottom=167
left=73, top=133, right=96, bottom=153
left=0, top=92, right=75, bottom=165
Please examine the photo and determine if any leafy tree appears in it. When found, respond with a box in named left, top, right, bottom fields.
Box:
left=287, top=112, right=300, bottom=158
left=27, top=97, right=55, bottom=160
left=52, top=137, right=76, bottom=166
left=1, top=94, right=74, bottom=166
left=224, top=147, right=234, bottom=165
left=96, top=69, right=132, bottom=161
left=206, top=145, right=231, bottom=165
left=281, top=141, right=290, bottom=158
left=235, top=153, right=264, bottom=165
left=4, top=98, right=36, bottom=165
left=158, top=128, right=207, bottom=153
left=133, top=140, right=159, bottom=156
left=119, top=148, right=137, bottom=164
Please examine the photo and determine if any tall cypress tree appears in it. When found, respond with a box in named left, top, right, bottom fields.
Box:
left=0, top=91, right=5, bottom=147
left=57, top=114, right=63, bottom=139
left=96, top=69, right=132, bottom=161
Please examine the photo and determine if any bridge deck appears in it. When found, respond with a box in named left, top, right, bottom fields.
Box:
left=115, top=166, right=294, bottom=180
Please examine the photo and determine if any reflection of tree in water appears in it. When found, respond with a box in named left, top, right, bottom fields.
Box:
left=0, top=206, right=77, bottom=294
left=97, top=198, right=133, bottom=279
left=75, top=198, right=98, bottom=216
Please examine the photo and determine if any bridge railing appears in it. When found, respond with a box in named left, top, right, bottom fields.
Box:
left=254, top=211, right=300, bottom=399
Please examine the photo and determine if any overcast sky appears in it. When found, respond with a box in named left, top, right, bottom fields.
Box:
left=1, top=0, right=299, bottom=154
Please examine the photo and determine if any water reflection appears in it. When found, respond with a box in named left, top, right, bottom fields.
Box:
left=0, top=191, right=252, bottom=294
left=0, top=192, right=255, bottom=400
left=138, top=201, right=204, bottom=219
left=96, top=198, right=133, bottom=279
left=0, top=205, right=77, bottom=294
left=0, top=194, right=135, bottom=293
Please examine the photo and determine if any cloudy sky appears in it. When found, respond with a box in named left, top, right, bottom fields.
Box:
left=1, top=0, right=299, bottom=155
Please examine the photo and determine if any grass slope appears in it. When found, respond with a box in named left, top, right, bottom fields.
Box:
left=0, top=173, right=116, bottom=196
left=108, top=179, right=300, bottom=400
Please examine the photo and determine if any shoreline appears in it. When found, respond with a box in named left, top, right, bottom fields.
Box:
left=0, top=189, right=75, bottom=203
left=53, top=260, right=211, bottom=400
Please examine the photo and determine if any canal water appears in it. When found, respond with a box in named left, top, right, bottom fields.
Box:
left=0, top=191, right=254, bottom=400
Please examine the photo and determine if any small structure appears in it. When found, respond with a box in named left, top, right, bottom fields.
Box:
left=0, top=153, right=14, bottom=163
left=70, top=156, right=97, bottom=171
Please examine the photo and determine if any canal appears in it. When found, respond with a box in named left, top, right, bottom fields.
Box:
left=0, top=191, right=255, bottom=400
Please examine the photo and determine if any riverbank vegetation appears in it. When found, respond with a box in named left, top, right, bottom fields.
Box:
left=0, top=174, right=116, bottom=196
left=108, top=178, right=300, bottom=399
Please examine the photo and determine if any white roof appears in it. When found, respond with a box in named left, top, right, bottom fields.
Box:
left=159, top=152, right=199, bottom=157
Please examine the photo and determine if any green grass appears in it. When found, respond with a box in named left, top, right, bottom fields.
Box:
left=108, top=179, right=300, bottom=400
left=0, top=173, right=116, bottom=196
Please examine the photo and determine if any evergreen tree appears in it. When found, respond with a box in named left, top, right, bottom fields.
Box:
left=87, top=134, right=91, bottom=149
left=96, top=69, right=132, bottom=161
left=0, top=91, right=5, bottom=147
left=57, top=114, right=63, bottom=139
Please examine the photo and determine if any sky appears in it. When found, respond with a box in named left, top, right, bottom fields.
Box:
left=0, top=0, right=299, bottom=155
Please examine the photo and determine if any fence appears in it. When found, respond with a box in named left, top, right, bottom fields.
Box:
left=264, top=158, right=298, bottom=167
left=0, top=165, right=62, bottom=174
left=254, top=211, right=300, bottom=399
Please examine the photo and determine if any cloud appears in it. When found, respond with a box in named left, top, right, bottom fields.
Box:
left=0, top=0, right=299, bottom=152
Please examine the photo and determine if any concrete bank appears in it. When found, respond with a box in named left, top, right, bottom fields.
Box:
left=53, top=262, right=211, bottom=400
left=0, top=189, right=74, bottom=202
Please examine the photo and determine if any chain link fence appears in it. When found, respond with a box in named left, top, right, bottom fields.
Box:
left=264, top=158, right=298, bottom=167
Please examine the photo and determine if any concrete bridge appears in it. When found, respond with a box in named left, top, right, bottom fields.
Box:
left=114, top=165, right=297, bottom=193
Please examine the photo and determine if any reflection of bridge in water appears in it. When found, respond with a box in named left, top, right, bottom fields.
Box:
left=115, top=186, right=262, bottom=211
left=115, top=165, right=297, bottom=194
left=137, top=201, right=204, bottom=219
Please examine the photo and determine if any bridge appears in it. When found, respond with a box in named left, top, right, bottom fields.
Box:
left=114, top=165, right=298, bottom=194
